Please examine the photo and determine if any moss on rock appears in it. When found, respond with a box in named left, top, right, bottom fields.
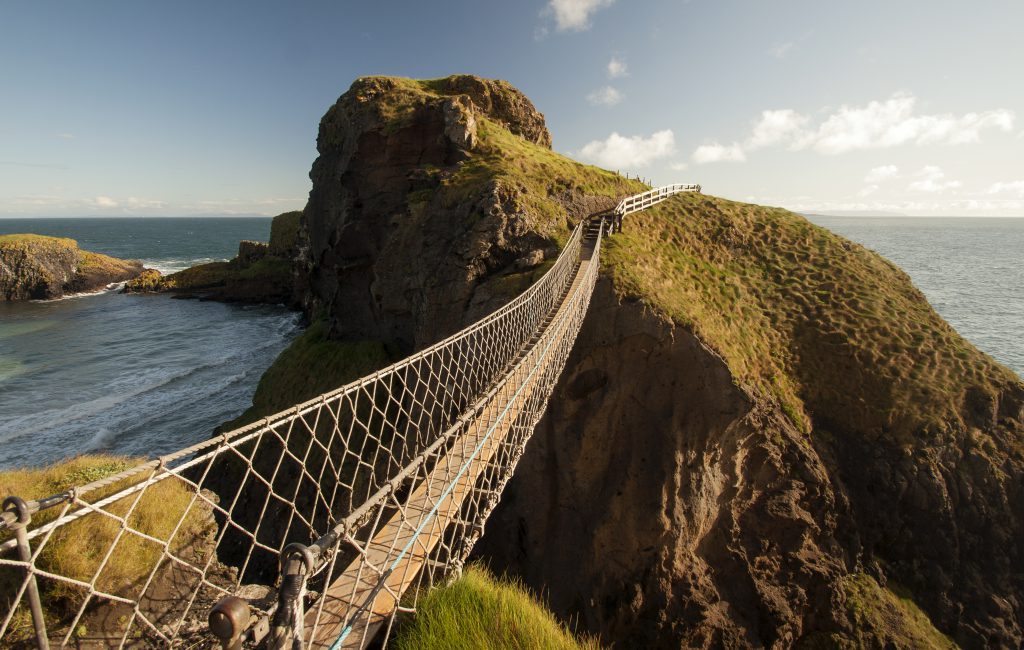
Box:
left=1, top=234, right=143, bottom=300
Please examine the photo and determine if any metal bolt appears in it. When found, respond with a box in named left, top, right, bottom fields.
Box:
left=209, top=596, right=251, bottom=650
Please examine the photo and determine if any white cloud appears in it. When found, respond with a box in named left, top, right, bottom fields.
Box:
left=578, top=129, right=676, bottom=168
left=748, top=109, right=808, bottom=149
left=986, top=180, right=1024, bottom=196
left=907, top=166, right=961, bottom=193
left=865, top=164, right=900, bottom=183
left=93, top=196, right=118, bottom=208
left=858, top=185, right=880, bottom=197
left=670, top=161, right=689, bottom=171
left=586, top=86, right=623, bottom=107
left=747, top=195, right=1024, bottom=216
left=125, top=197, right=166, bottom=209
left=795, top=94, right=1015, bottom=154
left=545, top=0, right=614, bottom=32
left=55, top=133, right=76, bottom=140
left=607, top=56, right=628, bottom=78
left=692, top=142, right=746, bottom=164
left=692, top=93, right=1015, bottom=162
left=769, top=42, right=795, bottom=58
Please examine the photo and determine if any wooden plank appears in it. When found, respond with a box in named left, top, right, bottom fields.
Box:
left=304, top=251, right=595, bottom=649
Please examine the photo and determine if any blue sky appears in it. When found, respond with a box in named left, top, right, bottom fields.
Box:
left=2, top=0, right=1022, bottom=216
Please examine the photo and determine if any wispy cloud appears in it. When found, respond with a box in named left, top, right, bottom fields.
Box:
left=691, top=93, right=1015, bottom=163
left=55, top=133, right=76, bottom=140
left=543, top=0, right=614, bottom=32
left=744, top=195, right=1024, bottom=216
left=586, top=86, right=623, bottom=107
left=986, top=180, right=1024, bottom=196
left=769, top=42, right=795, bottom=58
left=607, top=56, right=628, bottom=78
left=0, top=160, right=69, bottom=170
left=578, top=129, right=675, bottom=168
left=670, top=161, right=689, bottom=172
left=858, top=185, right=880, bottom=197
left=93, top=196, right=119, bottom=208
left=907, top=166, right=961, bottom=193
left=865, top=164, right=900, bottom=183
left=692, top=142, right=746, bottom=164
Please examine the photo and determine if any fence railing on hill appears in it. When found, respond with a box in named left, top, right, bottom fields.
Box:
left=616, top=183, right=701, bottom=216
left=0, top=183, right=698, bottom=649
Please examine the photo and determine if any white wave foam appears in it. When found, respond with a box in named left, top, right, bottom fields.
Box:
left=141, top=257, right=226, bottom=275
left=31, top=285, right=120, bottom=303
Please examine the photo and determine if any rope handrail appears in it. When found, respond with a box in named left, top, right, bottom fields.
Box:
left=0, top=183, right=695, bottom=649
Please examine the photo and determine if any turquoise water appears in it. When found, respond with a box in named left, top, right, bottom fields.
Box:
left=0, top=218, right=301, bottom=470
left=808, top=216, right=1024, bottom=378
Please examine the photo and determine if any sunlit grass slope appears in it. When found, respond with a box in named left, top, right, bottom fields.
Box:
left=602, top=192, right=1021, bottom=442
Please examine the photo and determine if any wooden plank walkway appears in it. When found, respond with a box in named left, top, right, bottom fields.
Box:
left=303, top=237, right=598, bottom=649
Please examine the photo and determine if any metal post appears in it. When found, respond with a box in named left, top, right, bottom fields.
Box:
left=266, top=543, right=315, bottom=650
left=3, top=497, right=49, bottom=650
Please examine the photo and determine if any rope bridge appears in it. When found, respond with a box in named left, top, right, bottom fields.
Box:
left=1, top=184, right=699, bottom=649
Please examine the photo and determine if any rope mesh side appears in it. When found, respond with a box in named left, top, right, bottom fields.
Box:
left=0, top=185, right=696, bottom=648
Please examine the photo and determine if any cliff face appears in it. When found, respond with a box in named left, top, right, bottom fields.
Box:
left=477, top=280, right=846, bottom=648
left=0, top=234, right=143, bottom=300
left=480, top=195, right=1024, bottom=649
left=228, top=75, right=1023, bottom=648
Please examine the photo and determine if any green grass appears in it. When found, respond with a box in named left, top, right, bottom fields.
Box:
left=602, top=192, right=1022, bottom=443
left=797, top=573, right=958, bottom=649
left=392, top=566, right=602, bottom=650
left=440, top=117, right=645, bottom=241
left=221, top=319, right=397, bottom=430
left=269, top=210, right=302, bottom=257
left=0, top=455, right=213, bottom=641
left=0, top=233, right=78, bottom=250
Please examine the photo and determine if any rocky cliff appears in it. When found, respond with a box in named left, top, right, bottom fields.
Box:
left=224, top=76, right=1023, bottom=648
left=478, top=194, right=1024, bottom=649
left=0, top=234, right=144, bottom=301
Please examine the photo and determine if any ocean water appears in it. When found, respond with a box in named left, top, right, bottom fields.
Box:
left=808, top=216, right=1023, bottom=378
left=0, top=218, right=302, bottom=470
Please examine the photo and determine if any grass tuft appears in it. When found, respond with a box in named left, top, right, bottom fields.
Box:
left=393, top=565, right=602, bottom=650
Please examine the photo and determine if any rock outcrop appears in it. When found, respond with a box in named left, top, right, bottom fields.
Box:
left=302, top=75, right=570, bottom=353
left=216, top=75, right=1023, bottom=648
left=123, top=210, right=304, bottom=306
left=0, top=234, right=144, bottom=301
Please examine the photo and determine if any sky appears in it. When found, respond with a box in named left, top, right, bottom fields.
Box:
left=2, top=0, right=1023, bottom=217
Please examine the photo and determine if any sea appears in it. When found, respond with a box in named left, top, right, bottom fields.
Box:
left=807, top=216, right=1023, bottom=378
left=0, top=216, right=1021, bottom=471
left=0, top=218, right=302, bottom=470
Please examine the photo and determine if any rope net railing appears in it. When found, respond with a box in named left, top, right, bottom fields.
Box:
left=0, top=185, right=693, bottom=648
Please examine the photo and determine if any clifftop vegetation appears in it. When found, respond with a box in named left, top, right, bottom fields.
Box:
left=0, top=234, right=143, bottom=301
left=603, top=193, right=1022, bottom=444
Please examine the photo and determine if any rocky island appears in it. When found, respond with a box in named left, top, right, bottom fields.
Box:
left=0, top=234, right=145, bottom=301
left=2, top=75, right=1021, bottom=649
